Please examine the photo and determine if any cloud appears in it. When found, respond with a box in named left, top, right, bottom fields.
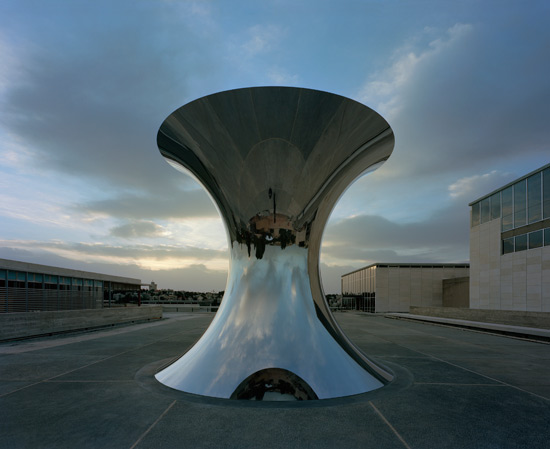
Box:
left=78, top=190, right=218, bottom=220
left=0, top=1, right=223, bottom=196
left=0, top=239, right=229, bottom=272
left=448, top=170, right=514, bottom=201
left=241, top=24, right=285, bottom=57
left=322, top=190, right=470, bottom=269
left=358, top=17, right=550, bottom=180
left=267, top=67, right=300, bottom=85
left=359, top=23, right=473, bottom=120
left=109, top=220, right=166, bottom=239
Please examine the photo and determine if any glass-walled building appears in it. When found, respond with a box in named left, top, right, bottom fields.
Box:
left=469, top=163, right=550, bottom=311
left=341, top=263, right=469, bottom=313
left=0, top=259, right=142, bottom=313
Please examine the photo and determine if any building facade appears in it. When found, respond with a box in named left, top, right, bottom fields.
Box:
left=341, top=263, right=469, bottom=313
left=469, top=163, right=550, bottom=311
left=0, top=259, right=141, bottom=313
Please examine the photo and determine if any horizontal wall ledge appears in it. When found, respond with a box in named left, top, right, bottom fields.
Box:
left=0, top=306, right=163, bottom=342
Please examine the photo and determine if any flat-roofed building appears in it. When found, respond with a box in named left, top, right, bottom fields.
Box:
left=0, top=258, right=141, bottom=313
left=469, top=163, right=550, bottom=311
left=341, top=263, right=469, bottom=313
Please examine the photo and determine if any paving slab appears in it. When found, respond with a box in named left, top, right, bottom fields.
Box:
left=0, top=312, right=548, bottom=449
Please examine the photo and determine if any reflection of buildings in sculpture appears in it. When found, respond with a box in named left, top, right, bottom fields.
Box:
left=155, top=87, right=395, bottom=400
left=0, top=258, right=141, bottom=313
left=341, top=263, right=470, bottom=313
left=469, top=163, right=550, bottom=311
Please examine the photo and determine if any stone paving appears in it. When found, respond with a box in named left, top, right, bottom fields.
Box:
left=0, top=312, right=549, bottom=448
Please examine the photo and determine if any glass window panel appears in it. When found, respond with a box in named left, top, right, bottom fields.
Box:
left=490, top=192, right=500, bottom=219
left=528, top=230, right=543, bottom=249
left=527, top=172, right=542, bottom=223
left=514, top=180, right=527, bottom=228
left=501, top=186, right=513, bottom=217
left=471, top=202, right=480, bottom=227
left=0, top=270, right=6, bottom=280
left=545, top=228, right=550, bottom=246
left=8, top=271, right=16, bottom=280
left=17, top=272, right=26, bottom=281
left=501, top=214, right=513, bottom=232
left=515, top=234, right=527, bottom=252
left=501, top=187, right=513, bottom=231
left=543, top=168, right=550, bottom=219
left=481, top=198, right=491, bottom=223
left=502, top=237, right=514, bottom=254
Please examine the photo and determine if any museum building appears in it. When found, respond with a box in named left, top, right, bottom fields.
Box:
left=341, top=263, right=469, bottom=313
left=469, top=163, right=550, bottom=311
left=0, top=258, right=142, bottom=313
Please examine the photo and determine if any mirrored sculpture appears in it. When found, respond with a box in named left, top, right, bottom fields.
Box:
left=155, top=87, right=395, bottom=400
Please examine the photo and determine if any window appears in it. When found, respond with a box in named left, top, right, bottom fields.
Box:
left=28, top=273, right=43, bottom=289
left=514, top=180, right=527, bottom=228
left=501, top=186, right=513, bottom=231
left=545, top=228, right=550, bottom=246
left=490, top=192, right=500, bottom=220
left=528, top=230, right=543, bottom=249
left=544, top=168, right=550, bottom=219
left=471, top=202, right=480, bottom=227
left=481, top=197, right=491, bottom=223
left=527, top=173, right=542, bottom=223
left=8, top=271, right=25, bottom=288
left=45, top=275, right=58, bottom=290
left=515, top=234, right=527, bottom=252
left=502, top=237, right=514, bottom=255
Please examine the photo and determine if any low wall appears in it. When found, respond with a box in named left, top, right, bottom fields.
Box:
left=410, top=306, right=550, bottom=329
left=0, top=305, right=163, bottom=341
left=162, top=305, right=218, bottom=313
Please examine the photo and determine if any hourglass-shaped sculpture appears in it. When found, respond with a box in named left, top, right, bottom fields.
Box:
left=155, top=87, right=395, bottom=400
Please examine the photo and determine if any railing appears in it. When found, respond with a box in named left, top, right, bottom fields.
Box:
left=0, top=287, right=102, bottom=313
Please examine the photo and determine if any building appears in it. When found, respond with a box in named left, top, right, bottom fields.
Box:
left=469, top=163, right=550, bottom=311
left=0, top=258, right=142, bottom=313
left=341, top=263, right=470, bottom=313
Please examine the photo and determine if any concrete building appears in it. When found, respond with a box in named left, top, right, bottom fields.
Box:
left=469, top=163, right=550, bottom=311
left=341, top=263, right=470, bottom=313
left=0, top=258, right=141, bottom=313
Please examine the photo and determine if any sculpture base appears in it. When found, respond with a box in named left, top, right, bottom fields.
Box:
left=155, top=244, right=384, bottom=400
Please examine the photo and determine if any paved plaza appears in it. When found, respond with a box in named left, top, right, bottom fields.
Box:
left=0, top=312, right=549, bottom=448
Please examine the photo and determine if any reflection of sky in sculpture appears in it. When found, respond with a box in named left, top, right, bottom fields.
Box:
left=156, top=245, right=383, bottom=399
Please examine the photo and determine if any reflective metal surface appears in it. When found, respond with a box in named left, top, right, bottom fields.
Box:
left=155, top=87, right=395, bottom=399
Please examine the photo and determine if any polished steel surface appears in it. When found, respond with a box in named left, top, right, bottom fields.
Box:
left=155, top=87, right=395, bottom=399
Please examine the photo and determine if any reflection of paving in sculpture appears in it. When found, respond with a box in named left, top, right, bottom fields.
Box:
left=155, top=87, right=395, bottom=400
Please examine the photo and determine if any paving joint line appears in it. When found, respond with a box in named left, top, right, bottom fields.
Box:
left=129, top=400, right=176, bottom=449
left=369, top=401, right=412, bottom=449
left=0, top=325, right=205, bottom=398
left=411, top=350, right=550, bottom=402
left=342, top=315, right=550, bottom=402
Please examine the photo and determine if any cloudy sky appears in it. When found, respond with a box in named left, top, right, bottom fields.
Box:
left=1, top=0, right=549, bottom=293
